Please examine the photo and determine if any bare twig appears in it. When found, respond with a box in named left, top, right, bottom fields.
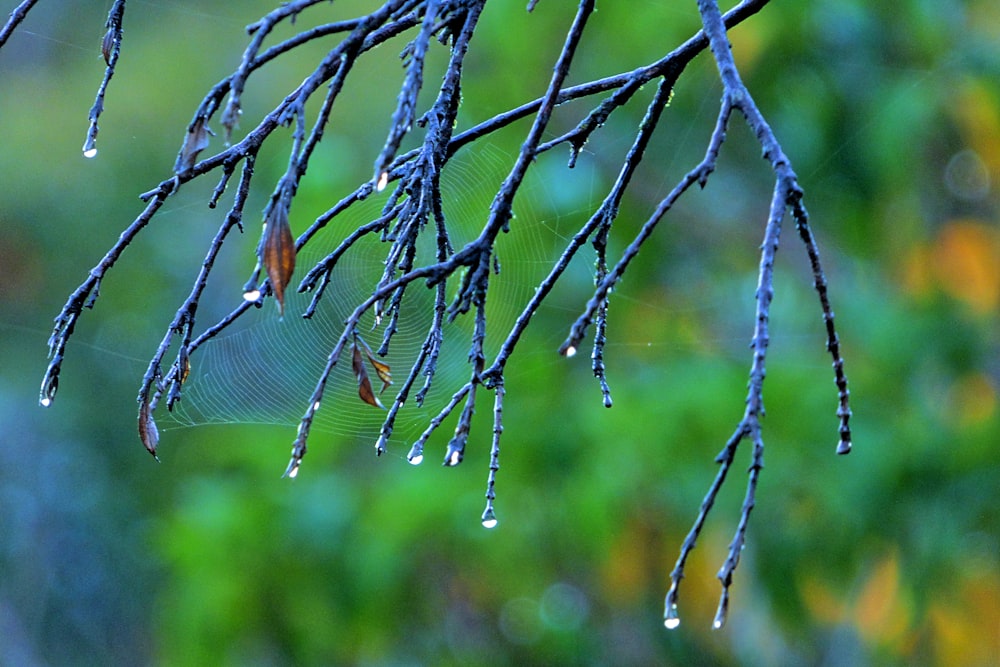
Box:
left=659, top=0, right=852, bottom=630
left=0, top=0, right=40, bottom=50
left=21, top=0, right=852, bottom=630
left=83, top=0, right=127, bottom=158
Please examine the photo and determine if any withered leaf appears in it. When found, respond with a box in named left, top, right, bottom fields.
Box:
left=365, top=349, right=392, bottom=393
left=221, top=100, right=242, bottom=144
left=178, top=346, right=191, bottom=386
left=101, top=28, right=115, bottom=65
left=138, top=399, right=160, bottom=461
left=263, top=203, right=296, bottom=315
left=174, top=117, right=213, bottom=174
left=354, top=335, right=392, bottom=393
left=352, top=342, right=384, bottom=409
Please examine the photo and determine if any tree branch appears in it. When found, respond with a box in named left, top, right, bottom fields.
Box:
left=658, top=0, right=853, bottom=630
left=19, top=0, right=853, bottom=630
left=0, top=0, right=40, bottom=50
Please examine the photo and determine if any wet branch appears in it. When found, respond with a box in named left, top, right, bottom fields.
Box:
left=660, top=0, right=853, bottom=630
left=9, top=0, right=854, bottom=630
left=0, top=0, right=40, bottom=50
left=82, top=0, right=127, bottom=158
left=137, top=157, right=258, bottom=459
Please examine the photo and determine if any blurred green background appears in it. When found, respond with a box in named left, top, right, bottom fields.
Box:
left=1, top=1, right=998, bottom=665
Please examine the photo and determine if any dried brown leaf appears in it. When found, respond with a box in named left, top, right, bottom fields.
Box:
left=353, top=342, right=384, bottom=409
left=365, top=349, right=393, bottom=393
left=178, top=346, right=191, bottom=386
left=101, top=28, right=115, bottom=65
left=138, top=398, right=160, bottom=460
left=175, top=117, right=212, bottom=174
left=263, top=204, right=296, bottom=315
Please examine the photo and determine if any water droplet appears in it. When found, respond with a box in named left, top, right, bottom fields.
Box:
left=376, top=171, right=389, bottom=192
left=82, top=132, right=98, bottom=158
left=712, top=599, right=728, bottom=630
left=481, top=507, right=498, bottom=528
left=40, top=373, right=58, bottom=408
left=312, top=401, right=321, bottom=411
left=407, top=442, right=424, bottom=465
left=243, top=289, right=261, bottom=302
left=564, top=345, right=577, bottom=358
left=444, top=447, right=462, bottom=467
left=664, top=604, right=680, bottom=629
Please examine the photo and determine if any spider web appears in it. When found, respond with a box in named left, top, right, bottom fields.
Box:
left=165, top=142, right=605, bottom=451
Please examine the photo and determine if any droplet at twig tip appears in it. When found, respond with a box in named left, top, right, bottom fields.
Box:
left=664, top=601, right=680, bottom=629
left=443, top=447, right=463, bottom=466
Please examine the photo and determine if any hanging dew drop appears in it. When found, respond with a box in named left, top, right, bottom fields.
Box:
left=82, top=128, right=98, bottom=158
left=564, top=345, right=577, bottom=358
left=664, top=604, right=680, bottom=629
left=284, top=455, right=301, bottom=479
left=39, top=373, right=58, bottom=406
left=376, top=171, right=389, bottom=192
left=408, top=453, right=424, bottom=465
